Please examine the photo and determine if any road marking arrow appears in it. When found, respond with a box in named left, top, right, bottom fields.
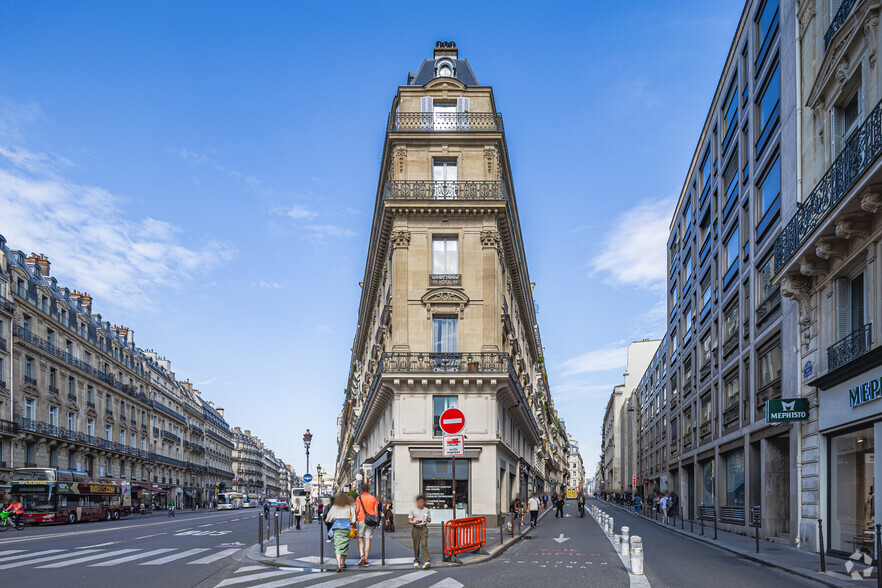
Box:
left=552, top=534, right=570, bottom=544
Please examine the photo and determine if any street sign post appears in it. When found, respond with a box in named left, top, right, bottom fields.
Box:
left=442, top=434, right=464, bottom=456
left=302, top=474, right=313, bottom=483
left=439, top=408, right=466, bottom=519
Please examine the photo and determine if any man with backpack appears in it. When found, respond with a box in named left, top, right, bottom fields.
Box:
left=355, top=483, right=379, bottom=567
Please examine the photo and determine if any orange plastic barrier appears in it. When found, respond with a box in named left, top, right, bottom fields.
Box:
left=443, top=516, right=486, bottom=556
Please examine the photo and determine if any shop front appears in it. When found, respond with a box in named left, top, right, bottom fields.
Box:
left=817, top=363, right=882, bottom=556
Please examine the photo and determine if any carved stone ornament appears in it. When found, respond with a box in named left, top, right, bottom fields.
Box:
left=835, top=59, right=850, bottom=90
left=480, top=228, right=501, bottom=249
left=393, top=146, right=407, bottom=176
left=835, top=216, right=870, bottom=240
left=421, top=287, right=470, bottom=319
left=815, top=238, right=847, bottom=260
left=390, top=230, right=411, bottom=248
left=781, top=274, right=814, bottom=352
left=866, top=14, right=879, bottom=68
left=800, top=258, right=828, bottom=277
left=798, top=1, right=815, bottom=37
left=861, top=190, right=882, bottom=213
left=484, top=146, right=497, bottom=177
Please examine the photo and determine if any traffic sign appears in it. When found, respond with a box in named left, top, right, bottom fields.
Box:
left=362, top=463, right=373, bottom=472
left=442, top=434, right=464, bottom=456
left=302, top=474, right=313, bottom=483
left=439, top=407, right=465, bottom=435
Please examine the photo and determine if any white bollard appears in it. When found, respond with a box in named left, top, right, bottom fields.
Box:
left=608, top=517, right=615, bottom=536
left=614, top=534, right=621, bottom=544
left=621, top=526, right=630, bottom=556
left=630, top=536, right=643, bottom=575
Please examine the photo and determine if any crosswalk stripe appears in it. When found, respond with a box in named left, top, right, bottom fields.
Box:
left=368, top=571, right=435, bottom=588
left=0, top=549, right=97, bottom=569
left=215, top=569, right=300, bottom=587
left=224, top=571, right=368, bottom=588
left=307, top=573, right=393, bottom=588
left=0, top=550, right=26, bottom=556
left=37, top=549, right=140, bottom=568
left=188, top=548, right=242, bottom=565
left=139, top=548, right=210, bottom=565
left=90, top=548, right=176, bottom=566
left=427, top=579, right=464, bottom=588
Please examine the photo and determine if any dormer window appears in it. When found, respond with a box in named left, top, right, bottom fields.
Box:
left=435, top=58, right=455, bottom=78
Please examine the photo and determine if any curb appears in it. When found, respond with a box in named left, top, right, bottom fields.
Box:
left=594, top=501, right=858, bottom=588
left=247, top=509, right=552, bottom=572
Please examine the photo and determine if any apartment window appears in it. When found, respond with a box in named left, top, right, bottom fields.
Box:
left=131, top=433, right=136, bottom=448
left=49, top=405, right=58, bottom=427
left=25, top=442, right=36, bottom=466
left=756, top=156, right=781, bottom=240
left=49, top=368, right=56, bottom=389
left=105, top=458, right=112, bottom=477
left=131, top=407, right=136, bottom=422
left=725, top=450, right=745, bottom=506
left=432, top=317, right=458, bottom=353
left=84, top=351, right=91, bottom=367
left=835, top=272, right=865, bottom=340
left=68, top=376, right=75, bottom=396
left=723, top=157, right=739, bottom=219
left=670, top=331, right=679, bottom=360
left=700, top=394, right=712, bottom=424
left=87, top=385, right=94, bottom=404
left=721, top=83, right=738, bottom=151
left=105, top=394, right=112, bottom=412
left=724, top=304, right=739, bottom=341
left=68, top=411, right=76, bottom=432
left=724, top=374, right=739, bottom=409
left=757, top=338, right=782, bottom=391
left=432, top=237, right=459, bottom=275
left=25, top=356, right=34, bottom=380
left=758, top=253, right=778, bottom=304
left=105, top=425, right=112, bottom=442
left=141, top=411, right=146, bottom=426
left=120, top=431, right=126, bottom=447
left=683, top=198, right=693, bottom=237
left=24, top=398, right=35, bottom=420
left=669, top=286, right=678, bottom=317
left=684, top=306, right=693, bottom=341
left=756, top=62, right=780, bottom=156
left=755, top=0, right=779, bottom=71
left=87, top=418, right=95, bottom=437
left=700, top=151, right=712, bottom=200
left=22, top=315, right=31, bottom=334
left=47, top=446, right=57, bottom=468
left=701, top=334, right=712, bottom=366
left=701, top=280, right=712, bottom=316
left=683, top=257, right=693, bottom=291
left=141, top=437, right=147, bottom=451
left=47, top=329, right=55, bottom=348
left=832, top=85, right=863, bottom=158
left=684, top=355, right=693, bottom=384
left=432, top=158, right=457, bottom=198
left=724, top=228, right=739, bottom=286
left=67, top=452, right=76, bottom=470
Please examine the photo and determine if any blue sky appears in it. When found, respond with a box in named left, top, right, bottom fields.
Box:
left=0, top=1, right=744, bottom=477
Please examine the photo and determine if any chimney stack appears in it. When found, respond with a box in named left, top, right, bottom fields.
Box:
left=70, top=290, right=93, bottom=314
left=26, top=253, right=51, bottom=277
left=434, top=41, right=458, bottom=59
left=216, top=407, right=224, bottom=417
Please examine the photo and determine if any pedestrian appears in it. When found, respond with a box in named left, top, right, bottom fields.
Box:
left=325, top=492, right=357, bottom=573
left=528, top=492, right=540, bottom=527
left=554, top=493, right=565, bottom=518
left=324, top=499, right=335, bottom=543
left=293, top=497, right=304, bottom=530
left=633, top=494, right=643, bottom=515
left=542, top=494, right=548, bottom=509
left=577, top=492, right=586, bottom=518
left=660, top=494, right=669, bottom=524
left=168, top=503, right=175, bottom=518
left=264, top=501, right=270, bottom=517
left=355, top=483, right=379, bottom=567
left=383, top=501, right=395, bottom=533
left=408, top=495, right=431, bottom=569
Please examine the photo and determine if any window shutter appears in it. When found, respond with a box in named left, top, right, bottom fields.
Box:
left=420, top=96, right=433, bottom=112
left=420, top=96, right=434, bottom=131
left=456, top=97, right=470, bottom=112
left=456, top=97, right=470, bottom=131
left=835, top=278, right=849, bottom=339
left=831, top=107, right=843, bottom=159
left=831, top=0, right=843, bottom=19
left=851, top=273, right=865, bottom=331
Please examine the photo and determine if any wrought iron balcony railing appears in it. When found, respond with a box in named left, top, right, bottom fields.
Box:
left=15, top=417, right=151, bottom=458
left=185, top=441, right=205, bottom=453
left=775, top=97, right=882, bottom=273
left=0, top=298, right=13, bottom=314
left=151, top=400, right=186, bottom=423
left=429, top=274, right=462, bottom=287
left=387, top=112, right=503, bottom=133
left=161, top=430, right=181, bottom=443
left=384, top=180, right=507, bottom=201
left=828, top=323, right=872, bottom=372
left=0, top=419, right=17, bottom=435
left=825, top=0, right=857, bottom=49
left=383, top=352, right=509, bottom=373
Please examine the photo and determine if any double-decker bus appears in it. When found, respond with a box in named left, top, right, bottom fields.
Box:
left=216, top=491, right=244, bottom=510
left=11, top=467, right=132, bottom=524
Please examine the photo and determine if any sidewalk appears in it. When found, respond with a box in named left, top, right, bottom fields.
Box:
left=248, top=510, right=552, bottom=571
left=594, top=499, right=875, bottom=587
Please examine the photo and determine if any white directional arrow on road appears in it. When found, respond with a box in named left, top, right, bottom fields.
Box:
left=552, top=534, right=570, bottom=544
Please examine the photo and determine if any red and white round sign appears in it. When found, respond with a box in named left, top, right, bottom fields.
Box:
left=439, top=408, right=465, bottom=435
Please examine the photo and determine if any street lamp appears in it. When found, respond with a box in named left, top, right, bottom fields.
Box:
left=317, top=464, right=323, bottom=497
left=303, top=429, right=312, bottom=480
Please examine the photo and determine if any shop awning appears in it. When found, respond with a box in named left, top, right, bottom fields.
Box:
left=133, top=484, right=168, bottom=494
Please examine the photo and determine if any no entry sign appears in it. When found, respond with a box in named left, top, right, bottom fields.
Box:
left=439, top=408, right=465, bottom=435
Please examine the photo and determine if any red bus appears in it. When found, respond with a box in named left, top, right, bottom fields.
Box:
left=10, top=467, right=132, bottom=524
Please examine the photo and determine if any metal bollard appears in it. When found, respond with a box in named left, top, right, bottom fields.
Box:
left=608, top=517, right=614, bottom=537
left=875, top=524, right=880, bottom=588
left=381, top=502, right=386, bottom=567
left=681, top=507, right=684, bottom=530
left=259, top=513, right=264, bottom=551
left=275, top=512, right=280, bottom=556
left=713, top=507, right=718, bottom=540
left=630, top=536, right=643, bottom=575
left=319, top=509, right=325, bottom=565
left=818, top=519, right=826, bottom=572
left=621, top=526, right=630, bottom=557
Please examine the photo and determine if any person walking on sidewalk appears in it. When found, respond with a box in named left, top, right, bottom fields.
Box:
left=293, top=497, right=304, bottom=530
left=528, top=493, right=540, bottom=527
left=542, top=494, right=548, bottom=509
left=555, top=493, right=565, bottom=518
left=355, top=483, right=379, bottom=567
left=633, top=494, right=643, bottom=515
left=659, top=493, right=669, bottom=524
left=408, top=495, right=431, bottom=569
left=325, top=492, right=357, bottom=573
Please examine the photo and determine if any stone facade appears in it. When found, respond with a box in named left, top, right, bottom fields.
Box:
left=0, top=237, right=234, bottom=507
left=230, top=426, right=295, bottom=500
left=334, top=42, right=569, bottom=527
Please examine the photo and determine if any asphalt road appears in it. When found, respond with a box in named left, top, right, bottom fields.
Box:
left=0, top=502, right=825, bottom=588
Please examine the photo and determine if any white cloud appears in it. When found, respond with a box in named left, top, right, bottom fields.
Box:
left=195, top=377, right=218, bottom=387
left=169, top=147, right=268, bottom=195
left=284, top=205, right=318, bottom=220
left=303, top=224, right=356, bottom=238
left=588, top=196, right=675, bottom=291
left=252, top=280, right=283, bottom=289
left=0, top=109, right=236, bottom=311
left=559, top=343, right=629, bottom=377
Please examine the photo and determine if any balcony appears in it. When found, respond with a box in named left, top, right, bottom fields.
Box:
left=384, top=352, right=508, bottom=374
left=15, top=417, right=150, bottom=458
left=185, top=441, right=205, bottom=453
left=189, top=423, right=204, bottom=435
left=828, top=324, right=872, bottom=372
left=151, top=400, right=186, bottom=423
left=0, top=298, right=13, bottom=314
left=161, top=430, right=181, bottom=444
left=429, top=274, right=462, bottom=287
left=24, top=375, right=37, bottom=385
left=0, top=419, right=17, bottom=435
left=87, top=400, right=96, bottom=409
left=67, top=392, right=77, bottom=401
left=387, top=112, right=503, bottom=133
left=775, top=97, right=882, bottom=273
left=825, top=0, right=857, bottom=50
left=48, top=386, right=59, bottom=395
left=383, top=180, right=507, bottom=201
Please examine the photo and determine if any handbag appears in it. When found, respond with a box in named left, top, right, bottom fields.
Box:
left=358, top=496, right=380, bottom=528
left=349, top=507, right=358, bottom=538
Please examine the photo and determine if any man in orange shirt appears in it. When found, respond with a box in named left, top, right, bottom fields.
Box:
left=355, top=483, right=379, bottom=567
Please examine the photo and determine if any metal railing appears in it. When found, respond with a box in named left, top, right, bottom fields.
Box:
left=151, top=400, right=186, bottom=423
left=387, top=112, right=503, bottom=133
left=825, top=0, right=857, bottom=49
left=0, top=419, right=17, bottom=435
left=828, top=323, right=872, bottom=371
left=383, top=352, right=508, bottom=373
left=189, top=423, right=204, bottom=435
left=720, top=506, right=745, bottom=524
left=0, top=298, right=13, bottom=314
left=161, top=430, right=181, bottom=443
left=775, top=97, right=882, bottom=273
left=384, top=180, right=507, bottom=201
left=184, top=441, right=204, bottom=453
left=429, top=274, right=462, bottom=287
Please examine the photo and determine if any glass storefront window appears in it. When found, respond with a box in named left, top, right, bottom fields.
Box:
left=702, top=460, right=715, bottom=505
left=422, top=458, right=468, bottom=524
left=725, top=451, right=745, bottom=506
left=830, top=427, right=875, bottom=554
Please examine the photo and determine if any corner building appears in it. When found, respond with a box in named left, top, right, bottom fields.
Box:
left=335, top=42, right=567, bottom=527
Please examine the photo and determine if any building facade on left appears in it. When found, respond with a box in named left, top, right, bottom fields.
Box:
left=0, top=236, right=235, bottom=507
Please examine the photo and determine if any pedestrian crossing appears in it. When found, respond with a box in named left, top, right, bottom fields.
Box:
left=216, top=566, right=466, bottom=588
left=0, top=545, right=242, bottom=569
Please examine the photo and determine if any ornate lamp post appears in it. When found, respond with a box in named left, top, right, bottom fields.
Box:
left=303, top=429, right=313, bottom=482
left=317, top=463, right=323, bottom=497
